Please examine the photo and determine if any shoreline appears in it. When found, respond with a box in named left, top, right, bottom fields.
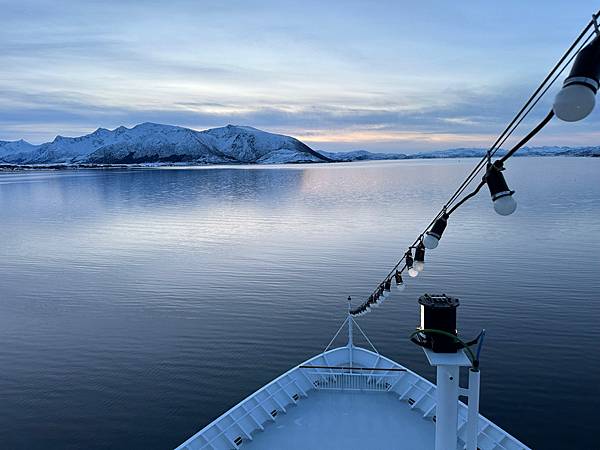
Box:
left=1, top=154, right=598, bottom=172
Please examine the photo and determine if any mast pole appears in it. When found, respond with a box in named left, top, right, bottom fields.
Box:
left=347, top=296, right=353, bottom=368
left=434, top=363, right=460, bottom=450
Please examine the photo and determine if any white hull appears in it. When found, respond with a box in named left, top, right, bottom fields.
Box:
left=176, top=345, right=529, bottom=450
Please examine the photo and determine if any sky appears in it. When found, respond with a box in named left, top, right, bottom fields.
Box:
left=1, top=0, right=599, bottom=152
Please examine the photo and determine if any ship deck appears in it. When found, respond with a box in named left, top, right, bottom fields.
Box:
left=242, top=389, right=434, bottom=450
left=176, top=344, right=529, bottom=450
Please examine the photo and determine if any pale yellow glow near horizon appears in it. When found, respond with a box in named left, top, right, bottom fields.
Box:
left=295, top=129, right=493, bottom=144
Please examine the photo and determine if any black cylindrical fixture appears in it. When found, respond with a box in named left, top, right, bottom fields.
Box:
left=384, top=278, right=392, bottom=291
left=563, top=34, right=600, bottom=93
left=405, top=250, right=414, bottom=268
left=554, top=34, right=600, bottom=122
left=427, top=214, right=448, bottom=240
left=418, top=294, right=460, bottom=353
left=394, top=271, right=403, bottom=284
left=484, top=162, right=513, bottom=201
left=414, top=243, right=425, bottom=263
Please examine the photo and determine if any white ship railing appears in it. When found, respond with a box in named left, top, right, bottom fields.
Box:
left=307, top=370, right=400, bottom=391
left=197, top=374, right=302, bottom=450
left=176, top=346, right=530, bottom=450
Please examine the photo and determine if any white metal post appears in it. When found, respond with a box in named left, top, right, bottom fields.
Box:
left=347, top=297, right=353, bottom=368
left=466, top=368, right=481, bottom=450
left=435, top=364, right=460, bottom=450
left=423, top=348, right=471, bottom=450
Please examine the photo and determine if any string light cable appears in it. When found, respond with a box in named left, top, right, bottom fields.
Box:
left=409, top=329, right=479, bottom=368
left=351, top=11, right=600, bottom=316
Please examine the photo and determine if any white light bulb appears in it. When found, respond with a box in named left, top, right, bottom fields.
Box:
left=396, top=282, right=406, bottom=291
left=414, top=261, right=425, bottom=272
left=553, top=84, right=596, bottom=122
left=423, top=234, right=439, bottom=249
left=408, top=267, right=419, bottom=278
left=493, top=195, right=517, bottom=216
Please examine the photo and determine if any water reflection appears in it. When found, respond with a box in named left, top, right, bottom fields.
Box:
left=0, top=158, right=599, bottom=450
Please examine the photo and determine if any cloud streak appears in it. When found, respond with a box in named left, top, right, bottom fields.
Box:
left=1, top=0, right=599, bottom=151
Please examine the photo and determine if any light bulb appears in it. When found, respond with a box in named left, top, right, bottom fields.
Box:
left=553, top=84, right=596, bottom=122
left=394, top=271, right=405, bottom=290
left=553, top=35, right=600, bottom=122
left=423, top=234, right=439, bottom=249
left=384, top=279, right=392, bottom=292
left=424, top=214, right=448, bottom=249
left=485, top=162, right=516, bottom=216
left=414, top=243, right=425, bottom=272
left=493, top=195, right=517, bottom=216
left=405, top=249, right=417, bottom=277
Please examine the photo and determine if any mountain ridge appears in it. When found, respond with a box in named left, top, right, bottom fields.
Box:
left=322, top=146, right=600, bottom=161
left=1, top=123, right=599, bottom=165
left=0, top=123, right=334, bottom=165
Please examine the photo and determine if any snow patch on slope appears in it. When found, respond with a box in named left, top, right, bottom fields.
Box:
left=0, top=123, right=331, bottom=165
left=2, top=124, right=598, bottom=165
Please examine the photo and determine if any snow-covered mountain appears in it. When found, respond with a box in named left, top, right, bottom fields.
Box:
left=0, top=139, right=38, bottom=160
left=320, top=150, right=408, bottom=161
left=0, top=123, right=333, bottom=165
left=322, top=146, right=600, bottom=161
left=2, top=124, right=599, bottom=166
left=406, top=146, right=600, bottom=159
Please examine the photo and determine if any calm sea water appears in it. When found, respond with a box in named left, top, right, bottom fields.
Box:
left=1, top=158, right=599, bottom=449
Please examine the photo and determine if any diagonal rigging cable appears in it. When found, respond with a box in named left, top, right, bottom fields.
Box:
left=351, top=14, right=600, bottom=316
left=441, top=29, right=595, bottom=217
left=442, top=18, right=598, bottom=212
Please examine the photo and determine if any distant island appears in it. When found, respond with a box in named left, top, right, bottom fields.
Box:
left=1, top=123, right=598, bottom=168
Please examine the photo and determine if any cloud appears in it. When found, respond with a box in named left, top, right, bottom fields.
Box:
left=1, top=0, right=599, bottom=150
left=2, top=78, right=598, bottom=153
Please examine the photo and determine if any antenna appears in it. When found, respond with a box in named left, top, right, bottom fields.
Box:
left=347, top=296, right=353, bottom=368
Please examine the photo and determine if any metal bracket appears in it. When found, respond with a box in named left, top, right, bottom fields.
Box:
left=593, top=13, right=600, bottom=35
